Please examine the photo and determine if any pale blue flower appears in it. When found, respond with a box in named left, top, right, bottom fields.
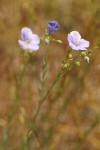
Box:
left=18, top=27, right=40, bottom=51
left=67, top=31, right=90, bottom=50
left=48, top=21, right=60, bottom=34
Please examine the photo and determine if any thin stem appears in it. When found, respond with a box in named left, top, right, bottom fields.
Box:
left=21, top=69, right=63, bottom=150
left=38, top=47, right=49, bottom=101
left=34, top=69, right=62, bottom=121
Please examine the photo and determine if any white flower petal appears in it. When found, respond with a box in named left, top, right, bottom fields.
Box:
left=70, top=31, right=81, bottom=44
left=31, top=34, right=40, bottom=44
left=67, top=34, right=73, bottom=44
left=79, top=39, right=90, bottom=47
left=21, top=27, right=33, bottom=41
left=69, top=42, right=79, bottom=50
left=18, top=40, right=28, bottom=49
left=76, top=39, right=90, bottom=50
left=28, top=43, right=39, bottom=51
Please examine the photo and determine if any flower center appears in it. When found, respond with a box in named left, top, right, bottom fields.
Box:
left=24, top=35, right=31, bottom=44
left=24, top=40, right=30, bottom=44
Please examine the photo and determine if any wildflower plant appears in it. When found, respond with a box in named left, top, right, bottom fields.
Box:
left=18, top=21, right=92, bottom=149
left=1, top=20, right=93, bottom=150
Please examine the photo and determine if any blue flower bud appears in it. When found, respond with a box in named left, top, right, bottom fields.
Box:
left=48, top=21, right=60, bottom=34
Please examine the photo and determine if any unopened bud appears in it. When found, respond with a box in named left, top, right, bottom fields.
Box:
left=81, top=52, right=86, bottom=58
left=67, top=53, right=73, bottom=60
left=45, top=38, right=50, bottom=45
left=74, top=61, right=80, bottom=66
left=85, top=56, right=89, bottom=63
left=61, top=63, right=69, bottom=69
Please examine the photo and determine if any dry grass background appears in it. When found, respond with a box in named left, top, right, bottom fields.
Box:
left=0, top=0, right=100, bottom=150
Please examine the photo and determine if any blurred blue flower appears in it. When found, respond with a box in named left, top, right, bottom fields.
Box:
left=48, top=21, right=60, bottom=34
left=18, top=27, right=40, bottom=51
left=67, top=31, right=90, bottom=50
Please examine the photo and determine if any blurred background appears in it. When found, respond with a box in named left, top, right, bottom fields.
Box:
left=0, top=0, right=100, bottom=149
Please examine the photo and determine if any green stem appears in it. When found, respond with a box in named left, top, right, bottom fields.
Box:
left=38, top=48, right=49, bottom=101
left=34, top=69, right=62, bottom=121
left=21, top=69, right=63, bottom=150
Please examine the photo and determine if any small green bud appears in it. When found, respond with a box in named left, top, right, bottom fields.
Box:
left=61, top=63, right=69, bottom=69
left=67, top=53, right=73, bottom=60
left=45, top=38, right=50, bottom=44
left=74, top=61, right=80, bottom=66
left=81, top=52, right=86, bottom=58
